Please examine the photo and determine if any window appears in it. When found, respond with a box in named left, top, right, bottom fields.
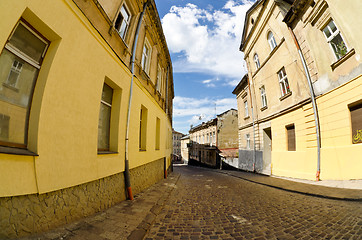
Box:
left=141, top=38, right=151, bottom=74
left=139, top=105, right=148, bottom=150
left=244, top=100, right=249, bottom=117
left=115, top=5, right=131, bottom=40
left=322, top=20, right=348, bottom=60
left=254, top=53, right=260, bottom=69
left=277, top=67, right=291, bottom=97
left=350, top=103, right=362, bottom=144
left=286, top=124, right=296, bottom=151
left=0, top=21, right=49, bottom=148
left=156, top=64, right=162, bottom=93
left=213, top=132, right=216, bottom=145
left=267, top=31, right=277, bottom=51
left=246, top=134, right=250, bottom=149
left=260, top=86, right=267, bottom=108
left=98, top=84, right=113, bottom=151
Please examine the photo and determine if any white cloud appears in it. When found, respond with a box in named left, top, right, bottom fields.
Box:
left=162, top=0, right=253, bottom=83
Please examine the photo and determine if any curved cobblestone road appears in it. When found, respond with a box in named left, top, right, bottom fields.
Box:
left=145, top=165, right=362, bottom=240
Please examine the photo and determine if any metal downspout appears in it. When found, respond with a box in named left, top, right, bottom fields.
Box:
left=288, top=27, right=321, bottom=181
left=247, top=77, right=257, bottom=172
left=164, top=65, right=169, bottom=178
left=124, top=0, right=150, bottom=200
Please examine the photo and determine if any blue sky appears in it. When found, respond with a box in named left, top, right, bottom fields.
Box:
left=154, top=0, right=255, bottom=134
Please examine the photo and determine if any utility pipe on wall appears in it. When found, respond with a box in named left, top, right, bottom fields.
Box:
left=247, top=76, right=257, bottom=172
left=288, top=27, right=321, bottom=181
left=164, top=65, right=169, bottom=178
left=124, top=0, right=150, bottom=200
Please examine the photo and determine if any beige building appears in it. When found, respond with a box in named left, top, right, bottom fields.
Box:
left=235, top=0, right=362, bottom=181
left=188, top=109, right=238, bottom=168
left=180, top=135, right=190, bottom=163
left=172, top=129, right=184, bottom=161
left=0, top=0, right=173, bottom=238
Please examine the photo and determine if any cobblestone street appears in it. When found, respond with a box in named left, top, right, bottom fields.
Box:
left=145, top=165, right=362, bottom=240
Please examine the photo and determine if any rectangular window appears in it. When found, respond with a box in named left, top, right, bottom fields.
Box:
left=139, top=105, right=148, bottom=150
left=141, top=38, right=151, bottom=74
left=286, top=124, right=296, bottom=151
left=350, top=103, right=362, bottom=144
left=278, top=67, right=291, bottom=97
left=156, top=64, right=162, bottom=93
left=260, top=86, right=267, bottom=108
left=322, top=20, right=348, bottom=60
left=0, top=21, right=49, bottom=148
left=115, top=5, right=131, bottom=40
left=246, top=134, right=250, bottom=149
left=155, top=117, right=160, bottom=150
left=244, top=100, right=249, bottom=117
left=98, top=84, right=113, bottom=151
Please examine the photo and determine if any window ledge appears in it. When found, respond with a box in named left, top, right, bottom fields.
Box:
left=244, top=116, right=250, bottom=120
left=331, top=48, right=355, bottom=71
left=139, top=149, right=146, bottom=152
left=260, top=106, right=268, bottom=111
left=2, top=83, right=19, bottom=92
left=98, top=151, right=118, bottom=155
left=0, top=146, right=38, bottom=156
left=279, top=91, right=292, bottom=101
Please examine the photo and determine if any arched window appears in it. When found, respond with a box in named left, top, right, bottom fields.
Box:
left=254, top=53, right=260, bottom=69
left=267, top=31, right=277, bottom=51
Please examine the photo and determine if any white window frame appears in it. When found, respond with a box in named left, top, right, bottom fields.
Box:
left=254, top=53, right=260, bottom=69
left=260, top=85, right=267, bottom=108
left=322, top=19, right=348, bottom=60
left=115, top=4, right=131, bottom=40
left=156, top=64, right=162, bottom=93
left=6, top=60, right=23, bottom=88
left=277, top=67, right=291, bottom=97
left=141, top=38, right=151, bottom=75
left=244, top=100, right=249, bottom=118
left=267, top=31, right=277, bottom=51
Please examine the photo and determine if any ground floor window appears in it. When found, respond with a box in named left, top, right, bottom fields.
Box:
left=286, top=124, right=296, bottom=151
left=350, top=102, right=362, bottom=144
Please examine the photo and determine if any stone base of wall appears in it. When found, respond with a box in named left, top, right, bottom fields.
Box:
left=0, top=157, right=169, bottom=239
left=238, top=149, right=263, bottom=173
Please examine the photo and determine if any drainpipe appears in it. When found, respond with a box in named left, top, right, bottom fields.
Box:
left=124, top=0, right=150, bottom=200
left=247, top=76, right=257, bottom=172
left=164, top=65, right=169, bottom=178
left=288, top=27, right=321, bottom=181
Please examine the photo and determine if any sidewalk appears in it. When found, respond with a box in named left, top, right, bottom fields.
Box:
left=215, top=168, right=362, bottom=201
left=19, top=173, right=181, bottom=240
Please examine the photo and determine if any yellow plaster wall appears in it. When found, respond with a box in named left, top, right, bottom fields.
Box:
left=0, top=0, right=172, bottom=196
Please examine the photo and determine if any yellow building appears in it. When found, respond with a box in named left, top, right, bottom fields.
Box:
left=0, top=0, right=173, bottom=238
left=235, top=0, right=362, bottom=181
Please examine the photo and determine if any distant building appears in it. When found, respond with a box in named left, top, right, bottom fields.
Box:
left=188, top=109, right=238, bottom=168
left=172, top=129, right=184, bottom=161
left=235, top=0, right=362, bottom=181
left=180, top=135, right=190, bottom=163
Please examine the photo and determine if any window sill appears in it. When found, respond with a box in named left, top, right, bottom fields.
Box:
left=0, top=146, right=38, bottom=156
left=244, top=116, right=250, bottom=120
left=98, top=151, right=118, bottom=155
left=331, top=48, right=355, bottom=71
left=279, top=91, right=292, bottom=101
left=260, top=106, right=268, bottom=111
left=139, top=149, right=146, bottom=152
left=3, top=83, right=19, bottom=92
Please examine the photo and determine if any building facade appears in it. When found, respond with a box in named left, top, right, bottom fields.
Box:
left=172, top=129, right=184, bottom=161
left=0, top=0, right=173, bottom=238
left=180, top=135, right=190, bottom=163
left=188, top=109, right=238, bottom=168
left=235, top=0, right=362, bottom=181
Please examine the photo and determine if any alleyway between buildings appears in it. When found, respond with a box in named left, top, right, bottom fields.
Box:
left=20, top=166, right=362, bottom=240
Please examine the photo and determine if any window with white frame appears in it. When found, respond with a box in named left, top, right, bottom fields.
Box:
left=141, top=38, right=151, bottom=74
left=260, top=85, right=267, bottom=108
left=115, top=5, right=131, bottom=40
left=277, top=67, right=291, bottom=97
left=267, top=31, right=277, bottom=51
left=213, top=132, right=216, bottom=145
left=254, top=53, right=260, bottom=70
left=156, top=64, right=162, bottom=93
left=0, top=21, right=49, bottom=148
left=98, top=83, right=113, bottom=151
left=244, top=100, right=249, bottom=117
left=322, top=19, right=348, bottom=60
left=246, top=134, right=250, bottom=149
